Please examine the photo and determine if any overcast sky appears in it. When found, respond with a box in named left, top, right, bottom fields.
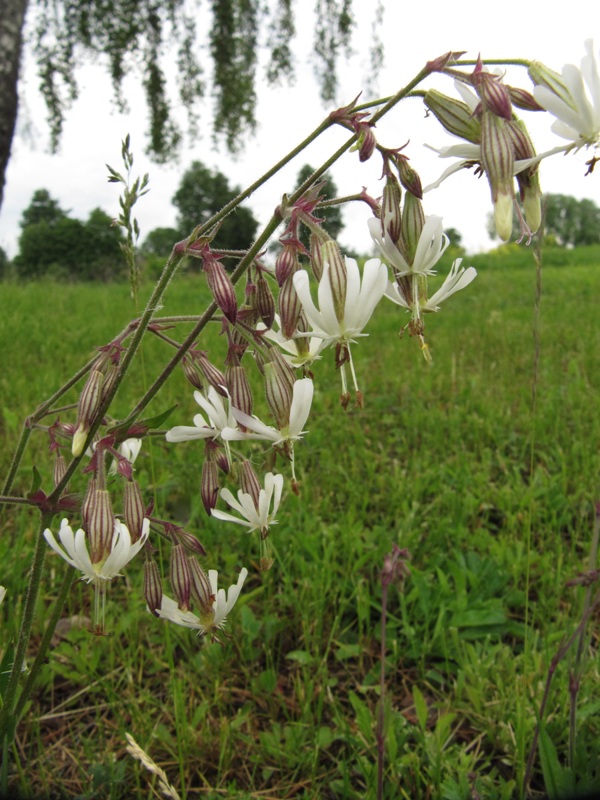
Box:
left=0, top=0, right=598, bottom=259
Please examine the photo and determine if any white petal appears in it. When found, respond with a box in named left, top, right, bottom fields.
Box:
left=288, top=379, right=314, bottom=437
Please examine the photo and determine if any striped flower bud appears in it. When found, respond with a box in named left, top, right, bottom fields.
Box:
left=473, top=67, right=512, bottom=120
left=507, top=119, right=542, bottom=234
left=264, top=360, right=294, bottom=430
left=124, top=480, right=146, bottom=544
left=278, top=274, right=303, bottom=339
left=144, top=558, right=163, bottom=617
left=86, top=487, right=116, bottom=564
left=201, top=458, right=220, bottom=514
left=424, top=89, right=481, bottom=144
left=99, top=364, right=120, bottom=405
left=381, top=175, right=402, bottom=243
left=72, top=369, right=104, bottom=456
left=397, top=158, right=423, bottom=200
left=204, top=257, right=237, bottom=324
left=178, top=529, right=207, bottom=558
left=256, top=273, right=275, bottom=329
left=181, top=355, right=205, bottom=391
left=508, top=86, right=544, bottom=112
left=401, top=193, right=425, bottom=266
left=322, top=239, right=347, bottom=324
left=528, top=61, right=571, bottom=104
left=238, top=460, right=261, bottom=509
left=226, top=365, right=253, bottom=420
left=193, top=351, right=227, bottom=397
left=309, top=233, right=326, bottom=282
left=275, top=243, right=299, bottom=286
left=53, top=453, right=67, bottom=488
left=481, top=111, right=515, bottom=242
left=188, top=557, right=215, bottom=616
left=169, top=544, right=191, bottom=611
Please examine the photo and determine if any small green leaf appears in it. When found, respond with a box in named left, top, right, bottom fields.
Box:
left=29, top=466, right=43, bottom=496
left=412, top=685, right=428, bottom=732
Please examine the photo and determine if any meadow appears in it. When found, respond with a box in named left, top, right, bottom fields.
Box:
left=1, top=246, right=600, bottom=799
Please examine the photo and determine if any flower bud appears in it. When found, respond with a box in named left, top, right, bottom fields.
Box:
left=238, top=460, right=261, bottom=508
left=381, top=176, right=402, bottom=243
left=309, top=233, right=325, bottom=282
left=86, top=487, right=116, bottom=564
left=401, top=193, right=425, bottom=265
left=173, top=527, right=207, bottom=556
left=481, top=111, right=515, bottom=242
left=472, top=64, right=512, bottom=120
left=264, top=360, right=293, bottom=430
left=201, top=459, right=220, bottom=514
left=188, top=557, right=214, bottom=615
left=424, top=89, right=481, bottom=144
left=99, top=364, right=120, bottom=405
left=124, top=480, right=146, bottom=544
left=226, top=365, right=253, bottom=420
left=278, top=274, right=303, bottom=339
left=144, top=559, right=163, bottom=617
left=182, top=355, right=205, bottom=391
left=256, top=273, right=276, bottom=329
left=508, top=86, right=544, bottom=112
left=53, top=454, right=67, bottom=488
left=397, top=158, right=423, bottom=200
left=275, top=243, right=299, bottom=286
left=528, top=61, right=572, bottom=105
left=72, top=369, right=104, bottom=456
left=204, top=257, right=238, bottom=324
left=169, top=544, right=191, bottom=611
left=193, top=351, right=227, bottom=397
left=322, top=240, right=347, bottom=323
left=358, top=125, right=377, bottom=162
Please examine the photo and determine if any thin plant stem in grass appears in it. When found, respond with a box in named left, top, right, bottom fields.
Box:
left=568, top=502, right=600, bottom=769
left=377, top=545, right=410, bottom=800
left=522, top=590, right=600, bottom=796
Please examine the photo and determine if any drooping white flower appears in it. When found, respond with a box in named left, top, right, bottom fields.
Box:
left=257, top=316, right=326, bottom=369
left=293, top=257, right=387, bottom=343
left=369, top=215, right=449, bottom=277
left=0, top=586, right=5, bottom=606
left=155, top=567, right=248, bottom=637
left=222, top=378, right=313, bottom=448
left=292, top=258, right=387, bottom=400
left=385, top=259, right=477, bottom=313
left=108, top=437, right=142, bottom=476
left=166, top=387, right=236, bottom=443
left=533, top=40, right=600, bottom=152
left=44, top=517, right=149, bottom=583
left=211, top=472, right=284, bottom=535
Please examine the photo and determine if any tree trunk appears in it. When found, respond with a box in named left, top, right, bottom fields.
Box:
left=0, top=0, right=28, bottom=211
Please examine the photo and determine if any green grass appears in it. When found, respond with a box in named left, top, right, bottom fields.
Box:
left=1, top=249, right=600, bottom=799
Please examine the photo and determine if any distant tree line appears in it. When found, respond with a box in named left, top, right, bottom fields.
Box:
left=11, top=190, right=126, bottom=281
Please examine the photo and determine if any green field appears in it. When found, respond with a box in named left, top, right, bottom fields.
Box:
left=1, top=249, right=600, bottom=799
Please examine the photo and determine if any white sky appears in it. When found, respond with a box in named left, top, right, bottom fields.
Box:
left=0, top=0, right=598, bottom=260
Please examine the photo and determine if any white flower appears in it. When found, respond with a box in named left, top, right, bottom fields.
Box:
left=166, top=387, right=236, bottom=443
left=293, top=257, right=387, bottom=343
left=292, top=257, right=387, bottom=399
left=369, top=215, right=449, bottom=277
left=0, top=586, right=5, bottom=606
left=534, top=40, right=600, bottom=151
left=108, top=437, right=142, bottom=476
left=211, top=472, right=284, bottom=534
left=257, top=316, right=326, bottom=368
left=44, top=517, right=149, bottom=583
left=156, top=567, right=248, bottom=636
left=222, top=378, right=313, bottom=448
left=385, top=258, right=477, bottom=313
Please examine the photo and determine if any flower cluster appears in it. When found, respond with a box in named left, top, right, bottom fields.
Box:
left=36, top=39, right=598, bottom=651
